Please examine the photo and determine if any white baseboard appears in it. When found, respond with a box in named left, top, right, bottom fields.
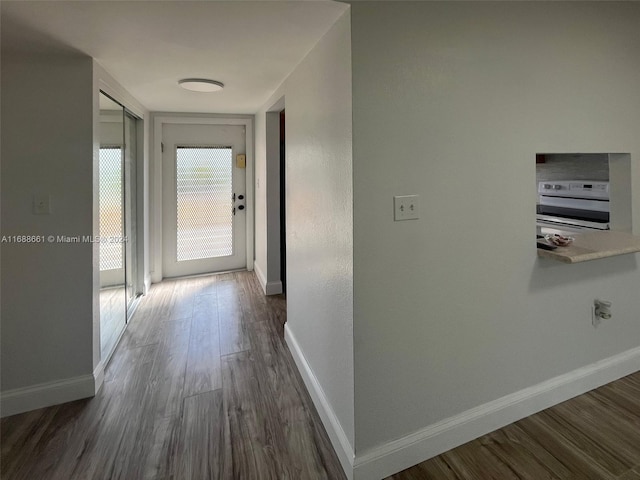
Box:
left=265, top=280, right=283, bottom=295
left=93, top=361, right=106, bottom=395
left=254, top=261, right=283, bottom=295
left=1, top=373, right=99, bottom=418
left=254, top=261, right=268, bottom=292
left=144, top=274, right=152, bottom=294
left=354, top=345, right=640, bottom=480
left=285, top=324, right=355, bottom=479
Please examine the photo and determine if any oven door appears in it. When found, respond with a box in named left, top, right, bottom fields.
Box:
left=536, top=201, right=610, bottom=231
left=537, top=218, right=595, bottom=235
left=536, top=214, right=610, bottom=232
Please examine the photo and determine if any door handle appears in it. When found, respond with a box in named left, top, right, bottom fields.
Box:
left=232, top=205, right=244, bottom=216
left=232, top=193, right=245, bottom=215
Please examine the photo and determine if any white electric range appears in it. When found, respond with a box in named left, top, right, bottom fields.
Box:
left=536, top=180, right=610, bottom=234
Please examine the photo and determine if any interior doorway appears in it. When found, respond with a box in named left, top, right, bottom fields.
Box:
left=279, top=110, right=287, bottom=295
left=261, top=101, right=286, bottom=296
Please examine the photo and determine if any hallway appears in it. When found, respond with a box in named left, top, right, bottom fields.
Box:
left=1, top=272, right=345, bottom=479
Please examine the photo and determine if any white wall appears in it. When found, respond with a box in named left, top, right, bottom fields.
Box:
left=255, top=9, right=355, bottom=473
left=350, top=0, right=640, bottom=474
left=1, top=52, right=96, bottom=407
left=0, top=53, right=150, bottom=416
left=265, top=110, right=282, bottom=289
left=254, top=103, right=284, bottom=294
left=254, top=110, right=269, bottom=284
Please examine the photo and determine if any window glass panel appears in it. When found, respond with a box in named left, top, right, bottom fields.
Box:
left=99, top=147, right=123, bottom=271
left=176, top=147, right=233, bottom=261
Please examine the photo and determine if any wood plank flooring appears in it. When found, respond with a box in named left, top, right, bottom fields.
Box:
left=1, top=272, right=345, bottom=480
left=4, top=271, right=640, bottom=479
left=388, top=371, right=640, bottom=480
left=99, top=286, right=126, bottom=359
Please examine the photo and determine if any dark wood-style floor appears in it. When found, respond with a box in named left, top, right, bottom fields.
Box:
left=3, top=271, right=640, bottom=480
left=388, top=372, right=640, bottom=480
left=1, top=272, right=346, bottom=480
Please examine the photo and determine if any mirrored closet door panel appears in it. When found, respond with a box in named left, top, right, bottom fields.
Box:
left=124, top=111, right=141, bottom=316
left=98, top=92, right=143, bottom=362
left=98, top=92, right=126, bottom=360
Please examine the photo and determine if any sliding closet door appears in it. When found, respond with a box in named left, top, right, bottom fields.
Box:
left=99, top=93, right=126, bottom=360
left=99, top=92, right=142, bottom=362
left=124, top=111, right=139, bottom=315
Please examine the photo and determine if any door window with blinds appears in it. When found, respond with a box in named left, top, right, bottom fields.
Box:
left=175, top=146, right=233, bottom=261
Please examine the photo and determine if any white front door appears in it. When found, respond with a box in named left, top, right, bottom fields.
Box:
left=162, top=123, right=247, bottom=278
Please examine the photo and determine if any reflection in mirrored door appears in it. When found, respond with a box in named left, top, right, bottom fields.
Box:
left=99, top=93, right=126, bottom=359
left=124, top=111, right=139, bottom=317
left=99, top=92, right=141, bottom=361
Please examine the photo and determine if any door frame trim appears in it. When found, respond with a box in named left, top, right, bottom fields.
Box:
left=152, top=115, right=254, bottom=282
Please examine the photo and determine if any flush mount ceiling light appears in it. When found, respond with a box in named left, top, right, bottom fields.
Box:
left=178, top=78, right=224, bottom=92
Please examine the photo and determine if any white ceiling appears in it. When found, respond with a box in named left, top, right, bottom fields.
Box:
left=1, top=1, right=348, bottom=114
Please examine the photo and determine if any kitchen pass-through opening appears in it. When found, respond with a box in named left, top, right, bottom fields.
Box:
left=535, top=153, right=632, bottom=236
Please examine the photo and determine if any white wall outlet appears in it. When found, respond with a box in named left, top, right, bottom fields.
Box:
left=33, top=194, right=51, bottom=215
left=394, top=195, right=420, bottom=221
left=593, top=299, right=612, bottom=328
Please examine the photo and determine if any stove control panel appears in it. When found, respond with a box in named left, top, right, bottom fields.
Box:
left=538, top=181, right=609, bottom=199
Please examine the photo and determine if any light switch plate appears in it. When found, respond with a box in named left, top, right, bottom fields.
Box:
left=236, top=154, right=246, bottom=169
left=394, top=195, right=419, bottom=221
left=33, top=194, right=51, bottom=215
